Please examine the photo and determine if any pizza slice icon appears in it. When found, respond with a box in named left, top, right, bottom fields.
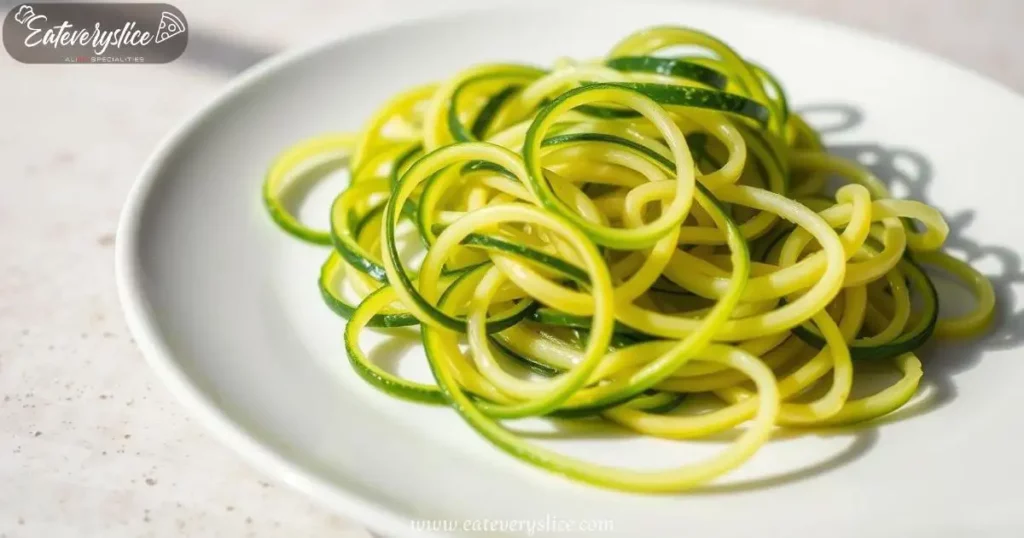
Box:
left=155, top=11, right=186, bottom=44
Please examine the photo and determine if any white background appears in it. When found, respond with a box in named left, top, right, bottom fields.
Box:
left=1, top=0, right=1021, bottom=536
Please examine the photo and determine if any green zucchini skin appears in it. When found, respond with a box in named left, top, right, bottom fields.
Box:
left=606, top=56, right=730, bottom=90
left=330, top=196, right=389, bottom=282
left=791, top=256, right=939, bottom=360
left=447, top=67, right=546, bottom=143
left=579, top=81, right=771, bottom=127
left=471, top=85, right=522, bottom=140
left=319, top=253, right=418, bottom=328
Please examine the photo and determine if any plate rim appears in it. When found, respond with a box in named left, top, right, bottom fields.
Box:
left=114, top=1, right=1024, bottom=536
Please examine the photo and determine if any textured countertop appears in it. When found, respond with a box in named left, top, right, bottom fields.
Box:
left=1, top=1, right=1021, bottom=536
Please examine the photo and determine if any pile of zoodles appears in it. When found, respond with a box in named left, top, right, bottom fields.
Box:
left=262, top=26, right=995, bottom=492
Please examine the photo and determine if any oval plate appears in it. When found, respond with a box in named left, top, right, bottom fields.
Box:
left=116, top=2, right=1024, bottom=536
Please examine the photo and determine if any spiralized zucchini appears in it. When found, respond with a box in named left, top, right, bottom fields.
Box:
left=262, top=26, right=996, bottom=492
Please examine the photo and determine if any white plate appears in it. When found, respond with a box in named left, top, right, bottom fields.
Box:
left=116, top=2, right=1024, bottom=536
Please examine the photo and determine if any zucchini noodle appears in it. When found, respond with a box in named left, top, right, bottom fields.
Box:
left=262, top=27, right=996, bottom=492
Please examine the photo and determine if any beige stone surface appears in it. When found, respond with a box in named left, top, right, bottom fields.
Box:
left=0, top=1, right=1020, bottom=536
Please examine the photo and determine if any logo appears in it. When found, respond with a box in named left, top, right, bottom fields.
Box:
left=3, top=3, right=188, bottom=64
